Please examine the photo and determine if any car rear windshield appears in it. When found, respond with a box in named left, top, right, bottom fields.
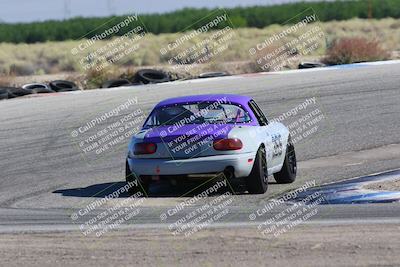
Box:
left=144, top=102, right=251, bottom=127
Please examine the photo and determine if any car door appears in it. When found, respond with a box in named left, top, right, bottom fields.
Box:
left=248, top=100, right=277, bottom=172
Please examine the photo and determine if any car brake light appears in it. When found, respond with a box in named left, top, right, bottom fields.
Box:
left=213, top=138, right=243, bottom=151
left=134, top=143, right=157, bottom=155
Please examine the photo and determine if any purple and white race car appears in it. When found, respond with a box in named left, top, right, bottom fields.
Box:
left=126, top=94, right=296, bottom=195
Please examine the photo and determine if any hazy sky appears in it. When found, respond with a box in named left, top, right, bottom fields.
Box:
left=0, top=0, right=325, bottom=23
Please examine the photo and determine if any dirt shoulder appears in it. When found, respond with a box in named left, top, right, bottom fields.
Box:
left=1, top=224, right=399, bottom=266
left=364, top=179, right=400, bottom=191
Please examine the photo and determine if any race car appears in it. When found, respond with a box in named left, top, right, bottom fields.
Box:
left=126, top=94, right=296, bottom=195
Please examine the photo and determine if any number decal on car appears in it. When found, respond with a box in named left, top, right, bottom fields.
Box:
left=272, top=134, right=283, bottom=158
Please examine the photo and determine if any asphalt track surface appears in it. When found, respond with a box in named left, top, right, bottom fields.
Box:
left=0, top=61, right=400, bottom=233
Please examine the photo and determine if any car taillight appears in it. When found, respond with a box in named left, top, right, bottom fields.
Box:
left=134, top=143, right=157, bottom=155
left=213, top=138, right=243, bottom=151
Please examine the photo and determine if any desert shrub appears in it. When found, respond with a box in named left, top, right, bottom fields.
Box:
left=323, top=37, right=389, bottom=65
left=84, top=67, right=118, bottom=89
left=9, top=62, right=35, bottom=75
left=59, top=57, right=79, bottom=72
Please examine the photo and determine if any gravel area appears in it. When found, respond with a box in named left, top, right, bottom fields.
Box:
left=1, top=224, right=399, bottom=266
left=364, top=179, right=400, bottom=192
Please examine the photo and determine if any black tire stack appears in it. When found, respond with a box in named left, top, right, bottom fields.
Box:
left=101, top=69, right=171, bottom=88
left=48, top=80, right=79, bottom=92
left=22, top=83, right=54, bottom=94
left=0, top=86, right=32, bottom=99
left=0, top=80, right=80, bottom=101
left=134, top=69, right=170, bottom=84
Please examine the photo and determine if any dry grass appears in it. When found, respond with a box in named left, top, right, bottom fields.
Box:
left=0, top=18, right=399, bottom=88
left=0, top=75, right=16, bottom=87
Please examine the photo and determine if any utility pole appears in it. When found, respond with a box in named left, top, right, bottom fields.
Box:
left=64, top=0, right=71, bottom=20
left=368, top=0, right=373, bottom=19
left=107, top=0, right=116, bottom=15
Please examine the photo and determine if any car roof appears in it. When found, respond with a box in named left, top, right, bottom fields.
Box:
left=155, top=94, right=253, bottom=107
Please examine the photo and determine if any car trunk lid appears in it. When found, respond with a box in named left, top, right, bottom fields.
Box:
left=142, top=124, right=235, bottom=159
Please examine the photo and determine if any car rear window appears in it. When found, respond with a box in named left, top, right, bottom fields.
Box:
left=144, top=102, right=251, bottom=127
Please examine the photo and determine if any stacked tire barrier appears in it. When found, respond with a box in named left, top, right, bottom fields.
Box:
left=102, top=69, right=171, bottom=88
left=22, top=83, right=54, bottom=94
left=102, top=79, right=131, bottom=88
left=0, top=80, right=79, bottom=101
left=0, top=86, right=32, bottom=99
left=49, top=80, right=79, bottom=92
left=198, top=72, right=230, bottom=78
left=1, top=69, right=228, bottom=100
left=134, top=69, right=170, bottom=84
left=298, top=62, right=326, bottom=69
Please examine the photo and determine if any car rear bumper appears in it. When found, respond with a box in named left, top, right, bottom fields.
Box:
left=127, top=152, right=255, bottom=178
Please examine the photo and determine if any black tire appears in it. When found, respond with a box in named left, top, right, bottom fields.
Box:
left=102, top=79, right=131, bottom=88
left=22, top=83, right=55, bottom=94
left=0, top=88, right=9, bottom=100
left=134, top=69, right=170, bottom=84
left=49, top=80, right=79, bottom=92
left=198, top=72, right=230, bottom=78
left=274, top=140, right=297, bottom=184
left=298, top=62, right=326, bottom=69
left=125, top=160, right=149, bottom=196
left=246, top=146, right=268, bottom=194
left=3, top=86, right=32, bottom=98
left=130, top=81, right=144, bottom=86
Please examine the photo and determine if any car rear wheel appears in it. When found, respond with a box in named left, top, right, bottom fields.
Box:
left=126, top=160, right=149, bottom=196
left=274, top=139, right=297, bottom=184
left=246, top=146, right=268, bottom=194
